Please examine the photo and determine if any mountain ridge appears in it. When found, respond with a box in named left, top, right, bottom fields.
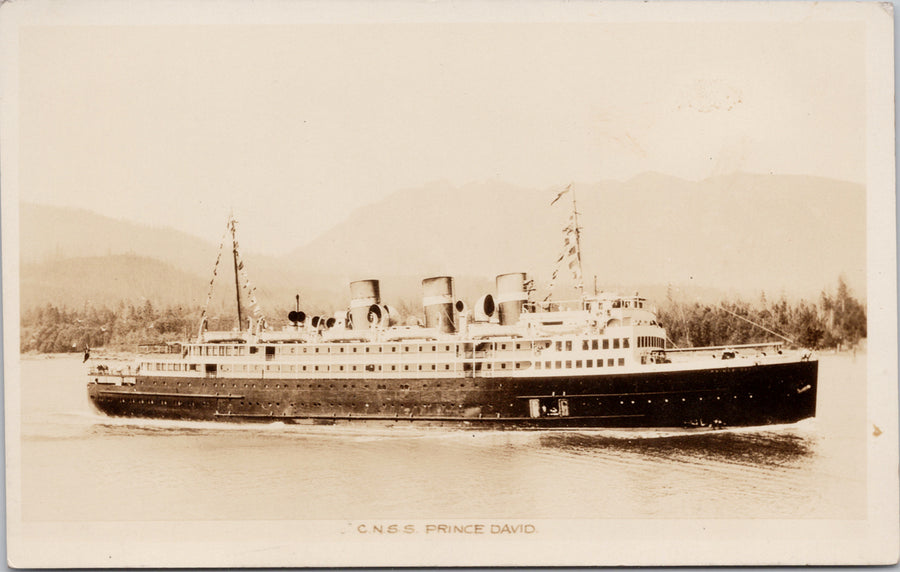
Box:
left=18, top=172, right=866, bottom=313
left=289, top=173, right=865, bottom=297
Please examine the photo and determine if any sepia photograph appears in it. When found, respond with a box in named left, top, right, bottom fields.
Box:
left=1, top=0, right=897, bottom=567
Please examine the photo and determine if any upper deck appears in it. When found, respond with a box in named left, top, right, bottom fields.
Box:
left=88, top=271, right=808, bottom=387
left=89, top=287, right=802, bottom=384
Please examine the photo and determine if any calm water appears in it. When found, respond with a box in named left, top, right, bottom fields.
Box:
left=17, top=353, right=866, bottom=522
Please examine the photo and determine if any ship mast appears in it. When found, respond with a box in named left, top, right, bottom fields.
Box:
left=229, top=216, right=244, bottom=330
left=546, top=183, right=585, bottom=302
left=569, top=186, right=585, bottom=294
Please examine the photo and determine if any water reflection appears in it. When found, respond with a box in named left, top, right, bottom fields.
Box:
left=538, top=428, right=816, bottom=468
left=89, top=422, right=219, bottom=438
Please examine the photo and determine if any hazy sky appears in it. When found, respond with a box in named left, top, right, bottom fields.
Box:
left=17, top=10, right=866, bottom=254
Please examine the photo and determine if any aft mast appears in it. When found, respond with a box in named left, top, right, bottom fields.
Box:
left=230, top=215, right=244, bottom=331
left=569, top=186, right=585, bottom=295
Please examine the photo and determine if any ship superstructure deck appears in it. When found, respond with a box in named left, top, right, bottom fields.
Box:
left=88, top=284, right=817, bottom=428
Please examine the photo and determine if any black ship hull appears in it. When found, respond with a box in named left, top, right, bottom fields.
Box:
left=88, top=359, right=817, bottom=429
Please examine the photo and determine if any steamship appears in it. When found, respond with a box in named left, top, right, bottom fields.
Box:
left=87, top=200, right=818, bottom=429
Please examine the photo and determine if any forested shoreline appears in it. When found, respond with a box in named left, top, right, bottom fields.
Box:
left=20, top=278, right=866, bottom=354
left=658, top=278, right=865, bottom=350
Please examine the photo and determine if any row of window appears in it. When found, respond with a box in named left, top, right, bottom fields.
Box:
left=554, top=338, right=630, bottom=352
left=222, top=363, right=460, bottom=373
left=193, top=342, right=478, bottom=357
left=141, top=379, right=480, bottom=390
left=611, top=299, right=644, bottom=309
left=98, top=397, right=196, bottom=407
left=147, top=362, right=199, bottom=372
left=234, top=401, right=468, bottom=410
left=535, top=357, right=625, bottom=369
left=145, top=361, right=535, bottom=374
left=189, top=336, right=639, bottom=358
left=637, top=336, right=666, bottom=348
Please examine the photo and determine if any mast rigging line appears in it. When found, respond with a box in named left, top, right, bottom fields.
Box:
left=198, top=214, right=265, bottom=337
left=198, top=218, right=232, bottom=335
left=717, top=304, right=798, bottom=346
left=231, top=216, right=244, bottom=331
left=569, top=184, right=585, bottom=294
left=546, top=183, right=585, bottom=300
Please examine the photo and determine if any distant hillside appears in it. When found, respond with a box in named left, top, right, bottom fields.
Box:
left=20, top=203, right=219, bottom=274
left=17, top=203, right=324, bottom=312
left=289, top=173, right=866, bottom=299
left=18, top=173, right=866, bottom=315
left=18, top=253, right=342, bottom=318
left=20, top=255, right=210, bottom=309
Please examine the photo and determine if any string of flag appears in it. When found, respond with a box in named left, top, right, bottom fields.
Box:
left=199, top=215, right=265, bottom=330
left=545, top=184, right=583, bottom=299
left=199, top=220, right=232, bottom=325
left=231, top=219, right=265, bottom=324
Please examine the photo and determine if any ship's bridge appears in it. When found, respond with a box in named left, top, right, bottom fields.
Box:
left=584, top=293, right=652, bottom=312
left=515, top=293, right=665, bottom=341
